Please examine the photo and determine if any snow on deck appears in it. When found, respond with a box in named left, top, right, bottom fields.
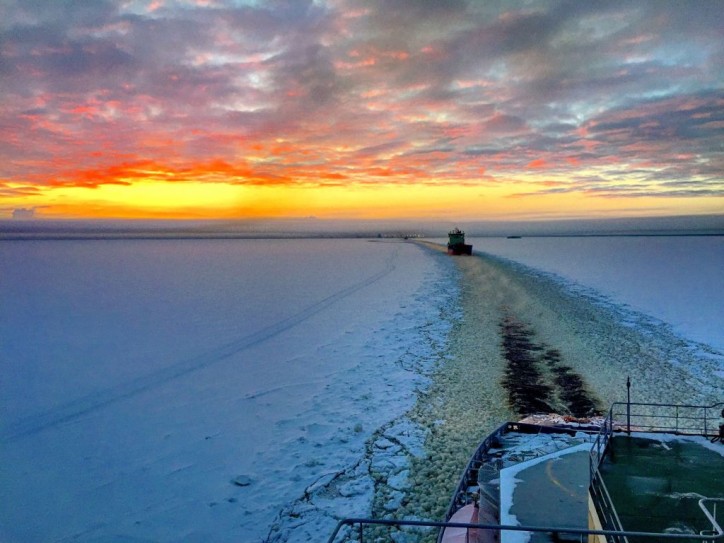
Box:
left=500, top=442, right=593, bottom=543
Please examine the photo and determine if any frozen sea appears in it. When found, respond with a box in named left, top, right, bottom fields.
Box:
left=1, top=234, right=722, bottom=543
left=1, top=238, right=458, bottom=543
left=466, top=235, right=724, bottom=352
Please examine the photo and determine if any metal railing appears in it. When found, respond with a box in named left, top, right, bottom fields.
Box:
left=328, top=401, right=723, bottom=543
left=589, top=401, right=724, bottom=480
left=701, top=499, right=724, bottom=538
left=326, top=513, right=723, bottom=543
left=590, top=409, right=615, bottom=478
left=589, top=468, right=628, bottom=543
left=587, top=400, right=724, bottom=540
left=610, top=401, right=724, bottom=436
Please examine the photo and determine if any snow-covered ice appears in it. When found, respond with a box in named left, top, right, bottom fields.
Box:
left=2, top=234, right=722, bottom=543
left=0, top=238, right=458, bottom=543
left=467, top=236, right=724, bottom=352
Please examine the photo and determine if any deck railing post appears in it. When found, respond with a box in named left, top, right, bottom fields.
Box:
left=675, top=405, right=679, bottom=433
left=626, top=377, right=631, bottom=434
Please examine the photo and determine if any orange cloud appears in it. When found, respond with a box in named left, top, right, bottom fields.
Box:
left=527, top=159, right=547, bottom=169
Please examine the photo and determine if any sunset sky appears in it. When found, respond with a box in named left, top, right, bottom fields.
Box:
left=1, top=0, right=723, bottom=221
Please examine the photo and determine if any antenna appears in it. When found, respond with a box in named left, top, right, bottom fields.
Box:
left=626, top=376, right=631, bottom=434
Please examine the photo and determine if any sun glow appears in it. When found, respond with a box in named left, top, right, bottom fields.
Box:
left=6, top=177, right=719, bottom=221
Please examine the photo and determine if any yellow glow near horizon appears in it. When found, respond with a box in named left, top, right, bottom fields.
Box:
left=3, top=178, right=723, bottom=220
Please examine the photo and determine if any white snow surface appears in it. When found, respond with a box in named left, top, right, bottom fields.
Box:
left=467, top=236, right=724, bottom=352
left=0, top=239, right=457, bottom=543
left=3, top=235, right=722, bottom=543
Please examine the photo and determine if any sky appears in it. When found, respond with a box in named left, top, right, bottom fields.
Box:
left=1, top=0, right=723, bottom=221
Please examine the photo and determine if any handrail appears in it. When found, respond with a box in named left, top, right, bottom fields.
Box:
left=589, top=406, right=614, bottom=476
left=326, top=514, right=724, bottom=543
left=609, top=401, right=724, bottom=435
left=590, top=469, right=627, bottom=542
left=587, top=400, right=723, bottom=537
left=590, top=401, right=724, bottom=479
left=700, top=498, right=724, bottom=537
left=332, top=401, right=724, bottom=543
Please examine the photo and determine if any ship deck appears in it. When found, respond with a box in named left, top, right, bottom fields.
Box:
left=600, top=433, right=724, bottom=540
left=327, top=401, right=724, bottom=543
left=500, top=445, right=591, bottom=542
left=467, top=424, right=597, bottom=543
left=483, top=427, right=723, bottom=542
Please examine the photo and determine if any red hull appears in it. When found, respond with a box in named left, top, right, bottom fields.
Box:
left=447, top=243, right=473, bottom=255
left=440, top=504, right=496, bottom=543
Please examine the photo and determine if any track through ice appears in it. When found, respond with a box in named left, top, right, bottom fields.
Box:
left=3, top=247, right=400, bottom=442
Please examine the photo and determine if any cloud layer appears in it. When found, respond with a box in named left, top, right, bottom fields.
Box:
left=1, top=0, right=723, bottom=217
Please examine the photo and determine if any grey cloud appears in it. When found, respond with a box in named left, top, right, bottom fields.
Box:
left=354, top=141, right=408, bottom=158
left=1, top=0, right=722, bottom=198
left=12, top=207, right=36, bottom=219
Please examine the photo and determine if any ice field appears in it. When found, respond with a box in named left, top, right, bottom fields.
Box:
left=1, top=235, right=721, bottom=542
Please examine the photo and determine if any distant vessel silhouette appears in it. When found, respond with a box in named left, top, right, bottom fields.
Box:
left=447, top=228, right=473, bottom=255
